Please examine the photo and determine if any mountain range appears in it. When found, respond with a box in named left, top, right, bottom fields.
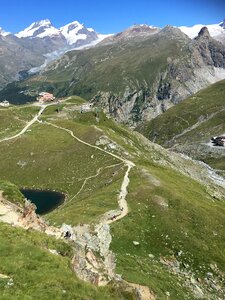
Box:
left=2, top=19, right=225, bottom=125
left=0, top=19, right=108, bottom=89
left=15, top=19, right=100, bottom=47
left=1, top=18, right=225, bottom=125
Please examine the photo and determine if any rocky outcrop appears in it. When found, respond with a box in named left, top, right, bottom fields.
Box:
left=91, top=27, right=225, bottom=125
left=160, top=255, right=225, bottom=299
left=0, top=194, right=62, bottom=238
left=69, top=223, right=116, bottom=285
left=20, top=200, right=48, bottom=231
left=192, top=27, right=225, bottom=68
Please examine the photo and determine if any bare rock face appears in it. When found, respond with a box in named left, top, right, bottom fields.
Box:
left=197, top=26, right=210, bottom=38
left=20, top=200, right=47, bottom=231
left=70, top=223, right=116, bottom=285
left=193, top=26, right=225, bottom=68
left=91, top=27, right=225, bottom=125
left=220, top=19, right=225, bottom=29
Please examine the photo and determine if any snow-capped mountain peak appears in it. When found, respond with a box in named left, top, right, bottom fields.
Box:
left=16, top=19, right=60, bottom=38
left=60, top=20, right=98, bottom=45
left=87, top=27, right=95, bottom=32
left=15, top=19, right=99, bottom=47
left=0, top=27, right=10, bottom=37
left=35, top=19, right=51, bottom=26
left=60, top=21, right=83, bottom=35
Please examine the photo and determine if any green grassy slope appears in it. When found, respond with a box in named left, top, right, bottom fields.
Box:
left=1, top=102, right=225, bottom=298
left=0, top=180, right=24, bottom=205
left=41, top=33, right=186, bottom=98
left=0, top=106, right=39, bottom=139
left=0, top=223, right=132, bottom=300
left=0, top=122, right=122, bottom=225
left=137, top=79, right=225, bottom=173
left=97, top=118, right=225, bottom=299
left=137, top=79, right=225, bottom=145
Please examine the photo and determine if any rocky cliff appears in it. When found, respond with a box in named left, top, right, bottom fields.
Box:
left=89, top=26, right=225, bottom=125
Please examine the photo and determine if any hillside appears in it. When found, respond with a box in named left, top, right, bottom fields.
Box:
left=0, top=223, right=131, bottom=300
left=1, top=98, right=225, bottom=298
left=137, top=79, right=225, bottom=176
left=2, top=25, right=225, bottom=127
left=0, top=34, right=45, bottom=88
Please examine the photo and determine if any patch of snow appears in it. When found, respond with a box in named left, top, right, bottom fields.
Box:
left=139, top=24, right=158, bottom=29
left=179, top=23, right=224, bottom=39
left=28, top=48, right=67, bottom=74
left=73, top=34, right=113, bottom=50
left=0, top=27, right=10, bottom=36
left=36, top=27, right=60, bottom=38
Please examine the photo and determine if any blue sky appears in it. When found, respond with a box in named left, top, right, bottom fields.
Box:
left=0, top=0, right=224, bottom=34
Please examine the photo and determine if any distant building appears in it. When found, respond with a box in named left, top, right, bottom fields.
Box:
left=0, top=100, right=10, bottom=107
left=80, top=103, right=93, bottom=113
left=37, top=92, right=55, bottom=103
left=211, top=136, right=225, bottom=146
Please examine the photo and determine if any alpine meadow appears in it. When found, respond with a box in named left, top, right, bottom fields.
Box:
left=1, top=2, right=225, bottom=299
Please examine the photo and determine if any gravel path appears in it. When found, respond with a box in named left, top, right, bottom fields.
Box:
left=0, top=105, right=46, bottom=143
left=0, top=102, right=135, bottom=226
left=42, top=121, right=135, bottom=223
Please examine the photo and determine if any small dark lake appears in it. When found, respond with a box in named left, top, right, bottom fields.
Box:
left=20, top=189, right=65, bottom=215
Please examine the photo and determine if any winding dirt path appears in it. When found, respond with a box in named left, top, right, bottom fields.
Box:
left=105, top=161, right=133, bottom=224
left=0, top=104, right=155, bottom=298
left=0, top=101, right=135, bottom=224
left=0, top=105, right=46, bottom=143
left=0, top=103, right=155, bottom=300
left=40, top=121, right=135, bottom=222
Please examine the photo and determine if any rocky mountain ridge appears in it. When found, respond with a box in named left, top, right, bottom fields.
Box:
left=99, top=24, right=160, bottom=45
left=1, top=18, right=225, bottom=126
left=13, top=24, right=225, bottom=126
